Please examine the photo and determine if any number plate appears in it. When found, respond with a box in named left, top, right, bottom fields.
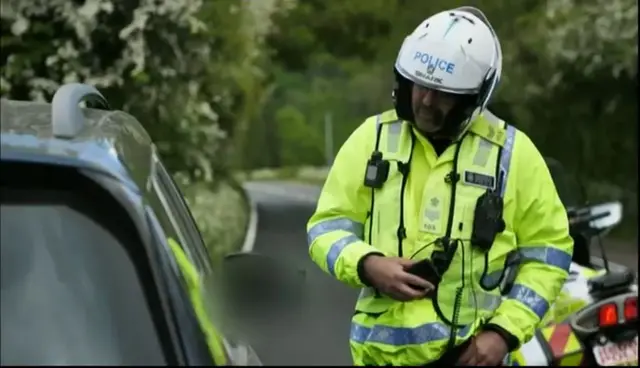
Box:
left=593, top=335, right=638, bottom=366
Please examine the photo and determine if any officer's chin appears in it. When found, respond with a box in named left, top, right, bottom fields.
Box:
left=415, top=118, right=445, bottom=137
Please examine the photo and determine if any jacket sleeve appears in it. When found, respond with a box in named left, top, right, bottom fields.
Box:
left=487, top=131, right=573, bottom=350
left=307, top=116, right=383, bottom=288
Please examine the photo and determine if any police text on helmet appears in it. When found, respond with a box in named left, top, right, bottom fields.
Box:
left=413, top=52, right=456, bottom=74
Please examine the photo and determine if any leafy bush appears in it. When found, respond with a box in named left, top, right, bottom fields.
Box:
left=182, top=180, right=249, bottom=263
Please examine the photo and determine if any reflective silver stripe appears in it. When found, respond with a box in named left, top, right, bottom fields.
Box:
left=357, top=287, right=501, bottom=312
left=497, top=124, right=516, bottom=198
left=473, top=138, right=493, bottom=167
left=386, top=121, right=402, bottom=153
left=519, top=246, right=572, bottom=271
left=307, top=218, right=364, bottom=245
left=438, top=288, right=503, bottom=312
left=327, top=234, right=360, bottom=276
left=506, top=284, right=550, bottom=319
left=475, top=290, right=502, bottom=311
left=483, top=109, right=501, bottom=124
left=474, top=110, right=501, bottom=167
left=358, top=287, right=377, bottom=299
left=350, top=321, right=473, bottom=346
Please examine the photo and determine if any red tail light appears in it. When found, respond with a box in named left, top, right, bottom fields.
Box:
left=624, top=297, right=637, bottom=321
left=599, top=303, right=619, bottom=327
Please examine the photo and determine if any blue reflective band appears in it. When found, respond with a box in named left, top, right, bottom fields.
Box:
left=480, top=246, right=571, bottom=289
left=350, top=321, right=472, bottom=346
left=519, top=246, right=572, bottom=271
left=498, top=124, right=516, bottom=198
left=326, top=234, right=360, bottom=276
left=507, top=284, right=550, bottom=319
left=307, top=217, right=364, bottom=246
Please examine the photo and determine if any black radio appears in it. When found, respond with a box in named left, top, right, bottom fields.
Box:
left=363, top=151, right=390, bottom=189
left=406, top=258, right=442, bottom=290
left=471, top=190, right=505, bottom=252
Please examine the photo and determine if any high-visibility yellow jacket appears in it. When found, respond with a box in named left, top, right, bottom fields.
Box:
left=307, top=109, right=573, bottom=365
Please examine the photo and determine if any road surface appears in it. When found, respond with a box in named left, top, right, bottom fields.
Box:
left=242, top=181, right=355, bottom=366
left=241, top=180, right=638, bottom=366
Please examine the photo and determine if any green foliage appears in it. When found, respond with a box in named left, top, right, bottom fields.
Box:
left=182, top=181, right=249, bottom=263
left=253, top=0, right=638, bottom=181
left=494, top=0, right=638, bottom=194
left=238, top=0, right=637, bottom=239
left=266, top=0, right=396, bottom=71
left=0, top=0, right=258, bottom=183
left=274, top=105, right=323, bottom=167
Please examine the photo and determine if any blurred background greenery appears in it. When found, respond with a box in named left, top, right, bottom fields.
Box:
left=1, top=0, right=637, bottom=253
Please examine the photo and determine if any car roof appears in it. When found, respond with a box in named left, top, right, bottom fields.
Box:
left=0, top=97, right=155, bottom=192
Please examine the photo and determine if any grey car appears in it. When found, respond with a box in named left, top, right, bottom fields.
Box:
left=0, top=83, right=295, bottom=366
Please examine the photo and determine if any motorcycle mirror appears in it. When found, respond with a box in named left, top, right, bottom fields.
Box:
left=587, top=201, right=623, bottom=233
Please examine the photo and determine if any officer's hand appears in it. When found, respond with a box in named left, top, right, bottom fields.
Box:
left=457, top=331, right=509, bottom=366
left=362, top=256, right=434, bottom=301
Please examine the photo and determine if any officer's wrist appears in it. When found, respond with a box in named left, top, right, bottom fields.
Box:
left=482, top=323, right=519, bottom=352
left=357, top=252, right=384, bottom=287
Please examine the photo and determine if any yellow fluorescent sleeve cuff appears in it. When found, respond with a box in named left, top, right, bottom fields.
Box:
left=309, top=231, right=382, bottom=288
left=488, top=298, right=548, bottom=350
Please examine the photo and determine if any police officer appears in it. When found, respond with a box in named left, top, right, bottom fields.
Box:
left=306, top=6, right=573, bottom=366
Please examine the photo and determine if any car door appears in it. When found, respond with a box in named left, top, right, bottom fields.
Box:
left=145, top=154, right=232, bottom=365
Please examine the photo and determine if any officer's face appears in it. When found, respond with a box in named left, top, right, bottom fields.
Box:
left=411, top=84, right=459, bottom=136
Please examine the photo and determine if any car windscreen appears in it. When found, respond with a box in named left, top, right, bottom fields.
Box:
left=0, top=185, right=166, bottom=365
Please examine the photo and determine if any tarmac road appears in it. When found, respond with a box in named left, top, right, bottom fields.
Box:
left=242, top=181, right=355, bottom=366
left=241, top=181, right=638, bottom=366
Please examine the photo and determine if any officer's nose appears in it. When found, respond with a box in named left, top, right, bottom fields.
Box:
left=421, top=89, right=437, bottom=106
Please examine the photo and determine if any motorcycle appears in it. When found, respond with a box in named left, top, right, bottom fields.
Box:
left=509, top=158, right=637, bottom=366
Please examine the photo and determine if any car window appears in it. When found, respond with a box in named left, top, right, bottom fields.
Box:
left=150, top=156, right=212, bottom=273
left=146, top=180, right=185, bottom=259
left=0, top=189, right=166, bottom=366
left=146, top=159, right=227, bottom=363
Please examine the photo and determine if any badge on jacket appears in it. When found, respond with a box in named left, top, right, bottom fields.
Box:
left=462, top=170, right=496, bottom=191
left=422, top=196, right=443, bottom=234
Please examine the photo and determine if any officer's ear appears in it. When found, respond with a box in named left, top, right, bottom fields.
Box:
left=393, top=69, right=415, bottom=122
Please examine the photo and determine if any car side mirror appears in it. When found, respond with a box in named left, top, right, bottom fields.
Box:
left=220, top=252, right=306, bottom=317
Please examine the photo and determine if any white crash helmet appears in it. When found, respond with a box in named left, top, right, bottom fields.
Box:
left=392, top=6, right=503, bottom=138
